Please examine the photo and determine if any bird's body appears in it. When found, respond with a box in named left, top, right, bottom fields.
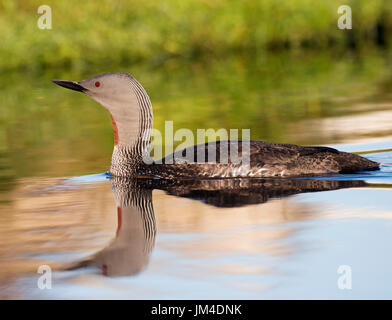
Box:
left=147, top=140, right=378, bottom=179
left=53, top=72, right=379, bottom=178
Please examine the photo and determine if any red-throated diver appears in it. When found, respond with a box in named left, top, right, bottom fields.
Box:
left=52, top=73, right=379, bottom=178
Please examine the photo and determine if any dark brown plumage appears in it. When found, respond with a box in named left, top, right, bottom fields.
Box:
left=143, top=140, right=379, bottom=179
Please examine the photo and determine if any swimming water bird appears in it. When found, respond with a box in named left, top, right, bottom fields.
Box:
left=52, top=73, right=379, bottom=178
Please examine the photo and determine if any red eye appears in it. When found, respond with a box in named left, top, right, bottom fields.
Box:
left=95, top=81, right=100, bottom=87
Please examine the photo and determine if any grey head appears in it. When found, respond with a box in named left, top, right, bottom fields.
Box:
left=53, top=73, right=154, bottom=175
left=53, top=73, right=145, bottom=111
left=52, top=73, right=153, bottom=147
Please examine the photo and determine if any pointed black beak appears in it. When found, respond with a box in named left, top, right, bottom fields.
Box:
left=52, top=80, right=86, bottom=92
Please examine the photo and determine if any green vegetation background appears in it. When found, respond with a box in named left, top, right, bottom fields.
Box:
left=1, top=0, right=391, bottom=71
left=0, top=0, right=391, bottom=180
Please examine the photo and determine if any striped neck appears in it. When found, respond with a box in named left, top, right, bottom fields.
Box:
left=110, top=178, right=156, bottom=255
left=92, top=178, right=156, bottom=276
left=109, top=76, right=153, bottom=176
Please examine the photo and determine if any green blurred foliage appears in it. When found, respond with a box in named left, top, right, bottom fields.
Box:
left=0, top=0, right=391, bottom=71
left=0, top=1, right=391, bottom=183
left=0, top=48, right=391, bottom=179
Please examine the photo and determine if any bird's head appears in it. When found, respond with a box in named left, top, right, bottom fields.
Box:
left=52, top=73, right=153, bottom=148
left=52, top=72, right=141, bottom=113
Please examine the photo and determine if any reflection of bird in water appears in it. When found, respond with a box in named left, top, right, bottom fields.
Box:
left=67, top=177, right=367, bottom=277
left=67, top=178, right=156, bottom=277
left=154, top=178, right=368, bottom=207
left=52, top=73, right=379, bottom=178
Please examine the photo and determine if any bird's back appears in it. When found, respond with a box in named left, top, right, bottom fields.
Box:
left=150, top=140, right=379, bottom=178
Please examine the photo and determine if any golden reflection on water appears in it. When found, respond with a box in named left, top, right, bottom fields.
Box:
left=290, top=106, right=392, bottom=144
left=0, top=176, right=322, bottom=293
left=0, top=179, right=117, bottom=283
left=154, top=190, right=314, bottom=257
left=0, top=168, right=391, bottom=298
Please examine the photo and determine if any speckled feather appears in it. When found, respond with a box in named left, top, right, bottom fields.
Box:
left=137, top=140, right=380, bottom=179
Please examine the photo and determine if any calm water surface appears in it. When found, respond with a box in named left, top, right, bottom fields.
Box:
left=0, top=50, right=392, bottom=299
